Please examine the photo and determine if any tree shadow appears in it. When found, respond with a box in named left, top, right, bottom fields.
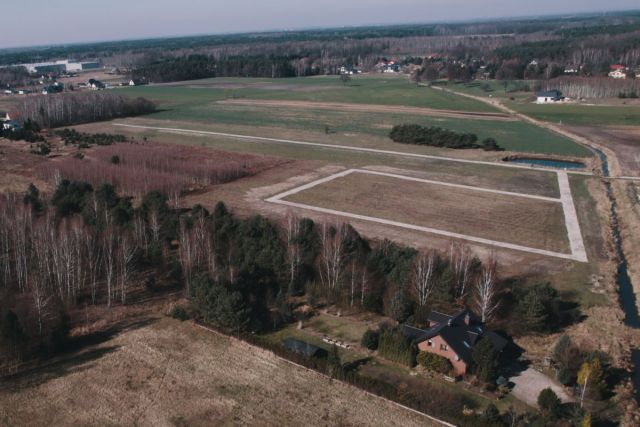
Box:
left=0, top=345, right=120, bottom=393
left=0, top=316, right=158, bottom=392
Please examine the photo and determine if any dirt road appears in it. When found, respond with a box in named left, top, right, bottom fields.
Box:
left=218, top=98, right=517, bottom=121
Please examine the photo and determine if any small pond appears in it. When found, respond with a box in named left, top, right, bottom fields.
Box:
left=505, top=158, right=586, bottom=170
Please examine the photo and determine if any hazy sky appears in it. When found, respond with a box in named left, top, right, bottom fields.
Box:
left=2, top=0, right=638, bottom=49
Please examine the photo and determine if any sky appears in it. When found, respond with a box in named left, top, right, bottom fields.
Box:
left=1, top=0, right=639, bottom=49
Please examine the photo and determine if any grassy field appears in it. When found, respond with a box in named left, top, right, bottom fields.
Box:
left=444, top=80, right=640, bottom=127
left=0, top=317, right=438, bottom=427
left=284, top=171, right=570, bottom=253
left=125, top=75, right=498, bottom=112
left=117, top=76, right=591, bottom=157
left=509, top=102, right=640, bottom=127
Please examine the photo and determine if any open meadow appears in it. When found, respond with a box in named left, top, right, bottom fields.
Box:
left=0, top=317, right=440, bottom=427
left=116, top=75, right=591, bottom=157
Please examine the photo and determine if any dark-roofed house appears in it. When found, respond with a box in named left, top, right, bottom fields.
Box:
left=536, top=89, right=564, bottom=104
left=283, top=338, right=328, bottom=358
left=403, top=309, right=508, bottom=376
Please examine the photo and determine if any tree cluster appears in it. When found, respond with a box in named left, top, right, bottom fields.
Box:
left=389, top=124, right=503, bottom=151
left=15, top=92, right=156, bottom=129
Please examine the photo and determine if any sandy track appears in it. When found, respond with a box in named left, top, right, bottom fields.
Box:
left=218, top=98, right=517, bottom=121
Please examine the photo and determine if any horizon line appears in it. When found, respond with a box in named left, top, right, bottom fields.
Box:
left=0, top=7, right=638, bottom=52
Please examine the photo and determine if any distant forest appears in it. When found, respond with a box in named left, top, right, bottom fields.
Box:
left=1, top=11, right=640, bottom=82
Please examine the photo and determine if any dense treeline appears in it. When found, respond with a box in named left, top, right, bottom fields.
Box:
left=14, top=92, right=156, bottom=128
left=54, top=129, right=128, bottom=147
left=132, top=54, right=304, bottom=82
left=0, top=178, right=576, bottom=372
left=389, top=124, right=503, bottom=151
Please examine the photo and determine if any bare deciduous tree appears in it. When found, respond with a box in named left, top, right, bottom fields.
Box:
left=284, top=212, right=301, bottom=291
left=412, top=250, right=437, bottom=307
left=449, top=242, right=473, bottom=299
left=318, top=222, right=347, bottom=292
left=474, top=256, right=499, bottom=323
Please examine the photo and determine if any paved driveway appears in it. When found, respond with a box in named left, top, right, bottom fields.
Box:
left=510, top=368, right=574, bottom=407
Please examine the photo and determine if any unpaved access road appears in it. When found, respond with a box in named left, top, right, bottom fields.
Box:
left=218, top=98, right=517, bottom=121
left=510, top=368, right=574, bottom=407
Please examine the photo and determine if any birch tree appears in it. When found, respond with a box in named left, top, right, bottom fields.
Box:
left=284, top=212, right=301, bottom=292
left=412, top=250, right=437, bottom=307
left=449, top=242, right=473, bottom=299
left=474, top=256, right=499, bottom=323
left=117, top=233, right=136, bottom=304
left=318, top=222, right=347, bottom=292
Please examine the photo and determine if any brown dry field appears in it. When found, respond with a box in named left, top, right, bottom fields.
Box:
left=284, top=171, right=570, bottom=253
left=0, top=140, right=51, bottom=194
left=567, top=125, right=640, bottom=176
left=0, top=317, right=437, bottom=427
left=219, top=99, right=515, bottom=121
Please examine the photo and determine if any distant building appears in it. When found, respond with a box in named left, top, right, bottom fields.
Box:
left=608, top=65, right=628, bottom=79
left=42, top=82, right=64, bottom=95
left=282, top=338, right=327, bottom=358
left=129, top=79, right=147, bottom=86
left=536, top=89, right=564, bottom=104
left=1, top=113, right=21, bottom=131
left=88, top=79, right=106, bottom=90
left=403, top=309, right=508, bottom=376
left=339, top=66, right=360, bottom=75
left=564, top=64, right=581, bottom=75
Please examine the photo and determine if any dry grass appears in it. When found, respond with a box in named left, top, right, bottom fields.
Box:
left=285, top=171, right=570, bottom=253
left=0, top=317, right=437, bottom=427
left=38, top=142, right=285, bottom=198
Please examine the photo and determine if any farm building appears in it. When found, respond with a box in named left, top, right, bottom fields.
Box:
left=536, top=89, right=564, bottom=104
left=403, top=309, right=508, bottom=376
left=283, top=338, right=327, bottom=358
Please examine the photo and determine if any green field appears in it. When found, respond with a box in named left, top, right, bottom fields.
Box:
left=124, top=75, right=499, bottom=112
left=119, top=77, right=591, bottom=157
left=445, top=80, right=640, bottom=127
left=508, top=102, right=640, bottom=126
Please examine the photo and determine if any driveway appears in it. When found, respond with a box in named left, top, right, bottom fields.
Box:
left=510, top=368, right=574, bottom=407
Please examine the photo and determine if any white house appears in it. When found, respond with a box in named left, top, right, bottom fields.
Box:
left=536, top=90, right=564, bottom=104
left=608, top=69, right=627, bottom=79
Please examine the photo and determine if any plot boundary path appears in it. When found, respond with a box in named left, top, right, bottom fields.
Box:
left=112, top=123, right=588, bottom=261
left=113, top=123, right=594, bottom=176
left=266, top=169, right=588, bottom=263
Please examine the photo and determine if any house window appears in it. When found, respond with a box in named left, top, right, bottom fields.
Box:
left=455, top=355, right=460, bottom=361
left=440, top=344, right=448, bottom=351
left=427, top=340, right=433, bottom=347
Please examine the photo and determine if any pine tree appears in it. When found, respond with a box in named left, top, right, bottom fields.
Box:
left=472, top=338, right=497, bottom=384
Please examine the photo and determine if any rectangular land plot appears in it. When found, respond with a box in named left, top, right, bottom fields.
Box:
left=273, top=169, right=571, bottom=255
